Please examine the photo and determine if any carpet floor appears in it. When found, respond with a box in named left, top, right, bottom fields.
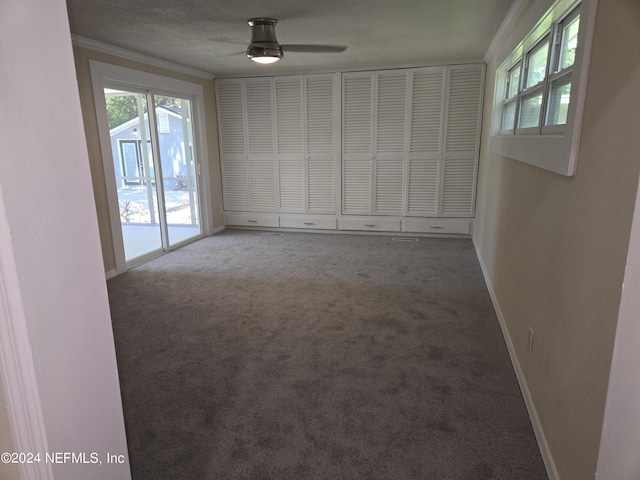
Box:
left=107, top=230, right=548, bottom=479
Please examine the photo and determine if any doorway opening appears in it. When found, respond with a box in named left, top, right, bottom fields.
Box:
left=104, top=88, right=201, bottom=262
left=90, top=61, right=212, bottom=275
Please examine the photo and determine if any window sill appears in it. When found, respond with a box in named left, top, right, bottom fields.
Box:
left=489, top=133, right=575, bottom=176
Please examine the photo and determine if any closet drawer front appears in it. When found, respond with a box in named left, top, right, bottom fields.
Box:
left=226, top=213, right=280, bottom=228
left=339, top=217, right=401, bottom=232
left=280, top=215, right=337, bottom=230
left=403, top=218, right=472, bottom=235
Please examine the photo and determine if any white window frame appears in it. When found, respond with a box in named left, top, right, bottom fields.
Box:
left=543, top=6, right=581, bottom=133
left=501, top=61, right=522, bottom=133
left=516, top=33, right=551, bottom=134
left=489, top=0, right=598, bottom=176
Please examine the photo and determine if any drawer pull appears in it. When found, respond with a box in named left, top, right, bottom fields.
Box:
left=364, top=224, right=376, bottom=227
left=247, top=220, right=258, bottom=223
left=303, top=222, right=315, bottom=225
left=430, top=225, right=443, bottom=229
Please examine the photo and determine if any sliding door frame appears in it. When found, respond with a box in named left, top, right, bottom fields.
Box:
left=90, top=61, right=213, bottom=275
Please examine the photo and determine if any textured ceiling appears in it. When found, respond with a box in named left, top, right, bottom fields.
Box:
left=66, top=0, right=514, bottom=77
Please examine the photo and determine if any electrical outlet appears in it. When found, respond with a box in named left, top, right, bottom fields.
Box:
left=528, top=327, right=535, bottom=355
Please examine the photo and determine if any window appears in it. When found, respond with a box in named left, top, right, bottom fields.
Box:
left=499, top=6, right=579, bottom=134
left=546, top=8, right=580, bottom=126
left=118, top=140, right=154, bottom=185
left=501, top=63, right=520, bottom=130
left=489, top=0, right=595, bottom=176
left=157, top=111, right=170, bottom=133
left=525, top=38, right=550, bottom=89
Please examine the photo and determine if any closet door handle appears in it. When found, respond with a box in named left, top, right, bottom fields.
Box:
left=430, top=225, right=442, bottom=229
left=364, top=224, right=376, bottom=227
left=247, top=220, right=258, bottom=223
left=304, top=222, right=315, bottom=225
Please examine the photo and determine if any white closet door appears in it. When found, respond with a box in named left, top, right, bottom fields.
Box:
left=246, top=78, right=277, bottom=211
left=216, top=65, right=483, bottom=224
left=374, top=71, right=407, bottom=215
left=343, top=72, right=373, bottom=214
left=275, top=76, right=304, bottom=212
left=305, top=74, right=336, bottom=213
left=406, top=67, right=445, bottom=217
left=216, top=80, right=249, bottom=211
left=441, top=65, right=484, bottom=217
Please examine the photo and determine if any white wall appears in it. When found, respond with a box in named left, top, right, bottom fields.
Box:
left=0, top=381, right=20, bottom=480
left=596, top=166, right=640, bottom=478
left=474, top=0, right=640, bottom=478
left=0, top=0, right=131, bottom=478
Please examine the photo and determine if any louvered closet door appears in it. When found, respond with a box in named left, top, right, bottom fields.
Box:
left=305, top=74, right=336, bottom=213
left=275, top=76, right=304, bottom=212
left=406, top=67, right=445, bottom=217
left=216, top=80, right=249, bottom=211
left=374, top=71, right=407, bottom=215
left=441, top=65, right=484, bottom=217
left=342, top=73, right=373, bottom=214
left=246, top=78, right=277, bottom=212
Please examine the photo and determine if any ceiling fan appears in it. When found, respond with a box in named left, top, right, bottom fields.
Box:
left=246, top=18, right=347, bottom=64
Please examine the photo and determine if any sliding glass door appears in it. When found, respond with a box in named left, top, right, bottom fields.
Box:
left=104, top=87, right=202, bottom=263
left=153, top=95, right=200, bottom=246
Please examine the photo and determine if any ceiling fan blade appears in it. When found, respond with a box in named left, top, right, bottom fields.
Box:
left=281, top=44, right=347, bottom=53
left=224, top=50, right=248, bottom=57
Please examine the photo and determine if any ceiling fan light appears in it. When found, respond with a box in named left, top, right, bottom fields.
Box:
left=250, top=55, right=281, bottom=64
left=246, top=42, right=283, bottom=64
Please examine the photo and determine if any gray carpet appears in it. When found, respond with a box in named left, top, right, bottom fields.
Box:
left=107, top=230, right=548, bottom=479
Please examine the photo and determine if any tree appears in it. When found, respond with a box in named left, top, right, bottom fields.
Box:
left=105, top=94, right=183, bottom=129
left=105, top=95, right=139, bottom=129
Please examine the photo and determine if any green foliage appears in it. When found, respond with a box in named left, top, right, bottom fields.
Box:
left=155, top=95, right=182, bottom=109
left=106, top=96, right=139, bottom=129
left=105, top=94, right=183, bottom=130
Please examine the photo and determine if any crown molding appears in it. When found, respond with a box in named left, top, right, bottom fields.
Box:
left=71, top=35, right=215, bottom=80
left=484, top=0, right=529, bottom=62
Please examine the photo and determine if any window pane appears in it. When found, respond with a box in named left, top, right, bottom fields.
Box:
left=518, top=91, right=543, bottom=128
left=153, top=95, right=201, bottom=246
left=507, top=65, right=521, bottom=99
left=502, top=101, right=516, bottom=130
left=559, top=15, right=580, bottom=70
left=526, top=41, right=549, bottom=88
left=546, top=75, right=572, bottom=125
left=104, top=89, right=163, bottom=262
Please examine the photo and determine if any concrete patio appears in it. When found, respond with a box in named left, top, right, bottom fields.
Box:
left=117, top=185, right=201, bottom=261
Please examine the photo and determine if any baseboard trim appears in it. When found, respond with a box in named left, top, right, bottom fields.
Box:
left=226, top=225, right=471, bottom=239
left=105, top=269, right=117, bottom=280
left=209, top=225, right=226, bottom=235
left=472, top=237, right=559, bottom=480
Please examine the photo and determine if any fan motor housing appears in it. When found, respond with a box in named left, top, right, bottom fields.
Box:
left=247, top=18, right=284, bottom=61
